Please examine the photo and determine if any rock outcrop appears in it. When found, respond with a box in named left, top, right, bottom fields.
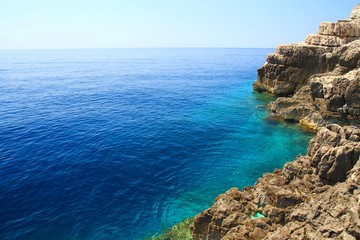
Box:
left=192, top=125, right=360, bottom=239
left=192, top=4, right=360, bottom=240
left=254, top=4, right=360, bottom=96
left=253, top=4, right=360, bottom=130
left=267, top=64, right=359, bottom=130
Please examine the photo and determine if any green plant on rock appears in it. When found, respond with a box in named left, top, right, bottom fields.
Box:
left=144, top=218, right=194, bottom=240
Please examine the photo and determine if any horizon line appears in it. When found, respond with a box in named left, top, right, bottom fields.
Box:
left=0, top=46, right=276, bottom=51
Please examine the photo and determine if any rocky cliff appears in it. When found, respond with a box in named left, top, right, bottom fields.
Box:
left=192, top=4, right=360, bottom=240
left=254, top=4, right=360, bottom=130
left=193, top=125, right=359, bottom=239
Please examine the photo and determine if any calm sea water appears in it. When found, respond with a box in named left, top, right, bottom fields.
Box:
left=0, top=48, right=312, bottom=240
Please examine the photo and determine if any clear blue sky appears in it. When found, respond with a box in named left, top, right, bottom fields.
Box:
left=1, top=0, right=359, bottom=49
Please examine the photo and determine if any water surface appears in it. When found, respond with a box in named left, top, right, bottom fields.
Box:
left=0, top=48, right=312, bottom=239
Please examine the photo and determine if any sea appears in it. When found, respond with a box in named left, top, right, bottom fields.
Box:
left=0, top=48, right=312, bottom=240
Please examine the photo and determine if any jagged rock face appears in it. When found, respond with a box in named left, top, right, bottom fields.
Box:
left=275, top=44, right=359, bottom=127
left=270, top=73, right=359, bottom=127
left=254, top=44, right=333, bottom=96
left=192, top=5, right=360, bottom=239
left=192, top=125, right=360, bottom=239
left=308, top=125, right=360, bottom=183
left=337, top=39, right=360, bottom=70
left=268, top=39, right=360, bottom=131
left=253, top=4, right=360, bottom=97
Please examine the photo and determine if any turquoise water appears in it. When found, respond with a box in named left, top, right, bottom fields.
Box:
left=0, top=48, right=312, bottom=239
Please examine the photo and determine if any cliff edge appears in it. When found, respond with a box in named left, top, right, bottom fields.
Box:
left=192, top=4, right=360, bottom=240
left=254, top=4, right=360, bottom=130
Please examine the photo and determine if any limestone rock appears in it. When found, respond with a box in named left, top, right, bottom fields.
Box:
left=192, top=4, right=360, bottom=240
left=192, top=125, right=360, bottom=239
left=351, top=3, right=360, bottom=19
left=254, top=4, right=360, bottom=97
left=305, top=34, right=345, bottom=47
left=254, top=4, right=360, bottom=128
left=268, top=65, right=360, bottom=130
left=337, top=39, right=360, bottom=69
left=318, top=21, right=360, bottom=38
left=254, top=44, right=331, bottom=96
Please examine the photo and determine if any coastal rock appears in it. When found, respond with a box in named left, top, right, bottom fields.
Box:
left=254, top=3, right=360, bottom=130
left=308, top=125, right=360, bottom=183
left=305, top=34, right=346, bottom=47
left=337, top=39, right=360, bottom=69
left=254, top=44, right=331, bottom=96
left=193, top=4, right=360, bottom=239
left=253, top=4, right=360, bottom=98
left=269, top=65, right=360, bottom=130
left=317, top=21, right=360, bottom=39
left=351, top=3, right=360, bottom=19
left=192, top=125, right=360, bottom=239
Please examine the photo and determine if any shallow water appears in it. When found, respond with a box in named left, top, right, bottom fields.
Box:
left=0, top=48, right=312, bottom=239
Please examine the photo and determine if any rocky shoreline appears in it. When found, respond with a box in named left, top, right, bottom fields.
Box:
left=192, top=4, right=360, bottom=239
left=253, top=4, right=360, bottom=131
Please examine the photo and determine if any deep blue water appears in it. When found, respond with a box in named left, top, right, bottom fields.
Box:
left=0, top=48, right=312, bottom=240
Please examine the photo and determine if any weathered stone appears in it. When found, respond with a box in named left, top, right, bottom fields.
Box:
left=254, top=45, right=329, bottom=95
left=305, top=34, right=345, bottom=47
left=338, top=40, right=360, bottom=68
left=317, top=144, right=357, bottom=183
left=192, top=125, right=360, bottom=239
left=318, top=21, right=360, bottom=38
left=351, top=3, right=360, bottom=19
left=272, top=44, right=329, bottom=68
left=193, top=4, right=360, bottom=239
left=310, top=81, right=324, bottom=98
left=345, top=77, right=360, bottom=116
left=268, top=66, right=360, bottom=128
left=268, top=86, right=314, bottom=122
left=254, top=5, right=360, bottom=98
left=222, top=219, right=274, bottom=240
left=299, top=112, right=325, bottom=131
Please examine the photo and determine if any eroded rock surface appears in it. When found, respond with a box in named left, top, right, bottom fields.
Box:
left=254, top=4, right=360, bottom=130
left=254, top=4, right=360, bottom=97
left=192, top=4, right=360, bottom=240
left=192, top=125, right=360, bottom=239
left=269, top=62, right=360, bottom=130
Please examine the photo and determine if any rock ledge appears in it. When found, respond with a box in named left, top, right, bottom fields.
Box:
left=253, top=4, right=360, bottom=130
left=192, top=4, right=360, bottom=240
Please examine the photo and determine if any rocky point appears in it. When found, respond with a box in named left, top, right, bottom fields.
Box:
left=253, top=4, right=360, bottom=130
left=192, top=3, right=360, bottom=240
